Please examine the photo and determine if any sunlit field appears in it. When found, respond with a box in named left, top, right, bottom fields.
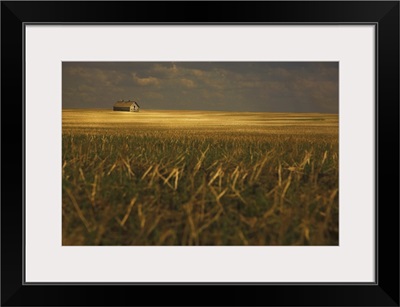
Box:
left=62, top=109, right=338, bottom=245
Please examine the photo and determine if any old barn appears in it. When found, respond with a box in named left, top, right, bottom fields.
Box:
left=113, top=100, right=140, bottom=112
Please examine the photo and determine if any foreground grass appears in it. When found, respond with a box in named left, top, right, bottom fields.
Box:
left=62, top=110, right=338, bottom=245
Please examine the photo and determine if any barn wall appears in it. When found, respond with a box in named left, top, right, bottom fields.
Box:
left=113, top=107, right=131, bottom=111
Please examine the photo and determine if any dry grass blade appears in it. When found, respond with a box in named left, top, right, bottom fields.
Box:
left=231, top=188, right=248, bottom=205
left=120, top=196, right=138, bottom=227
left=208, top=167, right=222, bottom=186
left=231, top=166, right=240, bottom=190
left=79, top=167, right=86, bottom=182
left=300, top=151, right=312, bottom=168
left=263, top=203, right=277, bottom=219
left=65, top=188, right=92, bottom=232
left=239, top=214, right=258, bottom=228
left=193, top=146, right=209, bottom=176
left=121, top=158, right=135, bottom=178
left=91, top=174, right=98, bottom=207
left=163, top=168, right=179, bottom=189
left=253, top=155, right=269, bottom=181
left=329, top=188, right=338, bottom=203
left=237, top=229, right=249, bottom=245
left=321, top=150, right=328, bottom=165
left=280, top=173, right=292, bottom=207
left=141, top=165, right=153, bottom=180
left=107, top=162, right=118, bottom=176
left=174, top=169, right=179, bottom=190
left=158, top=229, right=176, bottom=245
left=278, top=163, right=282, bottom=187
left=138, top=204, right=145, bottom=229
left=198, top=208, right=223, bottom=234
left=148, top=164, right=159, bottom=187
left=62, top=160, right=67, bottom=176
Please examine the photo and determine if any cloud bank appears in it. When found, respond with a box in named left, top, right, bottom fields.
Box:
left=62, top=62, right=338, bottom=113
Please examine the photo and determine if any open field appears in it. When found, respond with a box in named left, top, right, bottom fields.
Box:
left=62, top=109, right=338, bottom=245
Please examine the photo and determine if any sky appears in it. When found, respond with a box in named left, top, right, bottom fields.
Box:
left=62, top=62, right=338, bottom=113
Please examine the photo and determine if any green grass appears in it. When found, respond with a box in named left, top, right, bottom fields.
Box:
left=62, top=109, right=338, bottom=245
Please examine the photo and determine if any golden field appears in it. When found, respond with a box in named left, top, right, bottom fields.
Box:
left=62, top=109, right=339, bottom=245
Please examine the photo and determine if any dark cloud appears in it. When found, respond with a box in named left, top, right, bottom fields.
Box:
left=62, top=62, right=338, bottom=113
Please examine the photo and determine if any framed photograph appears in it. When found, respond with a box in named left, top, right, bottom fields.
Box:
left=2, top=1, right=399, bottom=306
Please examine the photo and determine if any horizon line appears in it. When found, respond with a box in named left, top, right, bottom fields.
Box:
left=62, top=107, right=339, bottom=115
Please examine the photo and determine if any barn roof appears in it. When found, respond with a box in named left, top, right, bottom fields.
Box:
left=113, top=101, right=140, bottom=108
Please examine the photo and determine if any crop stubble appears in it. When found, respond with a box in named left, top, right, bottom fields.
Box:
left=62, top=109, right=338, bottom=245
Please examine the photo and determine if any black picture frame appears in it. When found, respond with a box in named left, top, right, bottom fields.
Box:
left=1, top=1, right=399, bottom=306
